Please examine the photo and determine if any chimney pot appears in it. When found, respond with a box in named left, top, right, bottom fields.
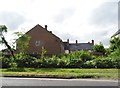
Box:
left=45, top=25, right=47, bottom=30
left=92, top=40, right=94, bottom=45
left=49, top=31, right=52, bottom=33
left=76, top=40, right=78, bottom=44
left=67, top=39, right=69, bottom=43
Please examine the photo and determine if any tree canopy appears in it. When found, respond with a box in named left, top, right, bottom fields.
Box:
left=93, top=42, right=106, bottom=55
left=14, top=32, right=31, bottom=54
left=109, top=37, right=120, bottom=52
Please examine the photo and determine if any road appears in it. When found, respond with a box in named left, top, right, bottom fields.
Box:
left=1, top=77, right=118, bottom=86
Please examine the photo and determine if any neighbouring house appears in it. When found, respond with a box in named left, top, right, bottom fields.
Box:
left=111, top=29, right=120, bottom=38
left=63, top=39, right=94, bottom=53
left=16, top=24, right=64, bottom=56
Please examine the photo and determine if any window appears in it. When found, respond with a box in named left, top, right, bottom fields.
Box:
left=35, top=41, right=40, bottom=46
left=33, top=52, right=35, bottom=54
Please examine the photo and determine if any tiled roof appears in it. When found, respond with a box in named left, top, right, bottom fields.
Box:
left=68, top=43, right=93, bottom=51
left=63, top=42, right=69, bottom=50
left=112, top=29, right=120, bottom=37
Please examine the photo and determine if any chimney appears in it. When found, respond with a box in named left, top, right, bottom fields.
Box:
left=67, top=39, right=69, bottom=46
left=49, top=31, right=52, bottom=33
left=45, top=25, right=47, bottom=30
left=92, top=40, right=94, bottom=45
left=76, top=40, right=78, bottom=44
left=67, top=39, right=69, bottom=43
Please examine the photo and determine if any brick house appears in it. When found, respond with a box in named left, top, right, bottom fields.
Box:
left=16, top=24, right=94, bottom=55
left=16, top=24, right=64, bottom=55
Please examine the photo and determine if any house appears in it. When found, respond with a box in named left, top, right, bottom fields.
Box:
left=63, top=39, right=94, bottom=53
left=111, top=29, right=120, bottom=38
left=16, top=24, right=95, bottom=55
left=16, top=24, right=64, bottom=55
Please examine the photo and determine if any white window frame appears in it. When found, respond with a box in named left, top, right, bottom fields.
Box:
left=35, top=41, right=40, bottom=47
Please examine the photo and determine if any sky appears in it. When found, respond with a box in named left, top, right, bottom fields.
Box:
left=0, top=0, right=119, bottom=50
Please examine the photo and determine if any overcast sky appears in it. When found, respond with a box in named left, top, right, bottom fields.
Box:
left=0, top=0, right=119, bottom=50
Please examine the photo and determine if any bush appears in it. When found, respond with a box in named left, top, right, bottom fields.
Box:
left=15, top=54, right=38, bottom=68
left=67, top=58, right=82, bottom=68
left=83, top=60, right=96, bottom=68
left=92, top=57, right=114, bottom=68
left=2, top=48, right=119, bottom=68
left=1, top=56, right=11, bottom=68
left=108, top=49, right=120, bottom=68
left=57, top=58, right=68, bottom=68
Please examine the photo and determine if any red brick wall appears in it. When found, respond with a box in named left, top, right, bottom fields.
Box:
left=17, top=25, right=64, bottom=55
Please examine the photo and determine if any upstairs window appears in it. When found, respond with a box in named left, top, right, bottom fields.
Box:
left=35, top=41, right=40, bottom=47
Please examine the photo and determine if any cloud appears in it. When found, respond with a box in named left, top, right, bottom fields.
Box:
left=101, top=37, right=110, bottom=47
left=89, top=2, right=118, bottom=28
left=53, top=8, right=76, bottom=23
left=0, top=11, right=26, bottom=31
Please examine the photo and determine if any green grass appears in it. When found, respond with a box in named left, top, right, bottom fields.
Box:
left=0, top=68, right=118, bottom=80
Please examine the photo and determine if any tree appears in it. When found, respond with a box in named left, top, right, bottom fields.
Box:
left=109, top=37, right=120, bottom=52
left=0, top=25, right=15, bottom=59
left=14, top=32, right=31, bottom=55
left=93, top=42, right=106, bottom=55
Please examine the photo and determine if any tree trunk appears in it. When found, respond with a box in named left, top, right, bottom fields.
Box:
left=2, top=37, right=16, bottom=59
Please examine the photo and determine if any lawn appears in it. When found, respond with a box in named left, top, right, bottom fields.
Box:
left=0, top=68, right=118, bottom=80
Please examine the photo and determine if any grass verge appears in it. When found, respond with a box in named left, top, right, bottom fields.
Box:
left=0, top=68, right=118, bottom=80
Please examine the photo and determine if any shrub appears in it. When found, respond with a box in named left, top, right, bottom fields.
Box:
left=15, top=54, right=38, bottom=68
left=93, top=57, right=114, bottom=68
left=108, top=49, right=120, bottom=68
left=83, top=60, right=96, bottom=68
left=1, top=56, right=11, bottom=68
left=67, top=58, right=82, bottom=68
left=57, top=57, right=68, bottom=68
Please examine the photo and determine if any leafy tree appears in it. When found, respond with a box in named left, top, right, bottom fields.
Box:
left=0, top=25, right=15, bottom=59
left=14, top=32, right=31, bottom=55
left=109, top=37, right=120, bottom=52
left=93, top=42, right=106, bottom=55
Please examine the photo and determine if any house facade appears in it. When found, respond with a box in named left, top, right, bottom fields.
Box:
left=16, top=24, right=64, bottom=55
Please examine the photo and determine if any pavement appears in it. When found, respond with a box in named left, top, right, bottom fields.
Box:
left=1, top=77, right=119, bottom=86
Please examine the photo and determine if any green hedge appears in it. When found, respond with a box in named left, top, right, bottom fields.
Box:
left=1, top=50, right=119, bottom=68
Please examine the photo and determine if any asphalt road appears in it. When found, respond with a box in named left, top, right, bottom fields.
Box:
left=1, top=77, right=118, bottom=86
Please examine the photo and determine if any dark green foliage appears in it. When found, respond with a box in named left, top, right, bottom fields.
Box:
left=1, top=56, right=11, bottom=68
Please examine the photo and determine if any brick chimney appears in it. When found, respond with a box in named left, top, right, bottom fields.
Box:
left=45, top=25, right=47, bottom=30
left=92, top=40, right=94, bottom=45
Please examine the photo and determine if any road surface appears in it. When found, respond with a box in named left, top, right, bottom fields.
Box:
left=1, top=77, right=118, bottom=86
